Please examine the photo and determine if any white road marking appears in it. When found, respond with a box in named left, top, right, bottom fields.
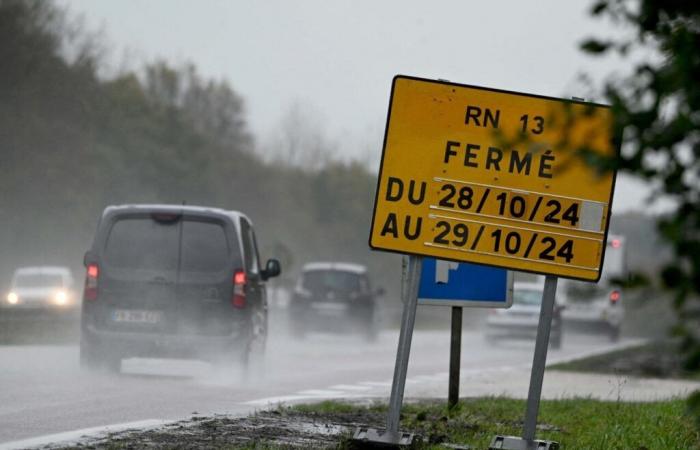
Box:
left=244, top=394, right=313, bottom=406
left=329, top=384, right=372, bottom=391
left=296, top=389, right=346, bottom=396
left=358, top=381, right=392, bottom=387
left=0, top=419, right=169, bottom=450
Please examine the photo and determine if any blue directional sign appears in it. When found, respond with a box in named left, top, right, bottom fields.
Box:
left=418, top=258, right=513, bottom=308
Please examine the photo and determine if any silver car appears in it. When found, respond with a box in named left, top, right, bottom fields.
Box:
left=4, top=266, right=77, bottom=310
left=485, top=281, right=563, bottom=348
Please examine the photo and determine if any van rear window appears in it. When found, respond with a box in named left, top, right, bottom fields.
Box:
left=104, top=217, right=229, bottom=272
left=181, top=221, right=229, bottom=272
left=302, top=270, right=363, bottom=293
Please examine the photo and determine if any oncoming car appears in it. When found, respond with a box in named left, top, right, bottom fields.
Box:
left=79, top=204, right=280, bottom=372
left=289, top=262, right=383, bottom=340
left=485, top=281, right=563, bottom=348
left=4, top=266, right=77, bottom=311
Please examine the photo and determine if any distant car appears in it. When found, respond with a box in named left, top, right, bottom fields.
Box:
left=484, top=281, right=563, bottom=348
left=79, top=204, right=280, bottom=372
left=289, top=262, right=383, bottom=340
left=560, top=280, right=623, bottom=341
left=4, top=266, right=77, bottom=311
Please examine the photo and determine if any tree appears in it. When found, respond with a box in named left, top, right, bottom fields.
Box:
left=581, top=0, right=700, bottom=422
left=143, top=61, right=253, bottom=154
left=264, top=102, right=333, bottom=170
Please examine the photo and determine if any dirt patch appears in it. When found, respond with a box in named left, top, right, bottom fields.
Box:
left=53, top=408, right=388, bottom=449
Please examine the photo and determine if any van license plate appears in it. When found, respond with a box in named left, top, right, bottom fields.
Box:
left=112, top=309, right=162, bottom=324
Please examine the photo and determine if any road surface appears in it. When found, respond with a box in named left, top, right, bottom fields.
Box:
left=0, top=304, right=642, bottom=446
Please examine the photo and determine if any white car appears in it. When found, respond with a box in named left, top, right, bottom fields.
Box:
left=4, top=266, right=77, bottom=310
left=558, top=235, right=627, bottom=341
left=485, top=281, right=563, bottom=348
left=560, top=280, right=623, bottom=341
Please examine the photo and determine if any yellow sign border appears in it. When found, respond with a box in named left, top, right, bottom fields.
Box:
left=368, top=75, right=619, bottom=282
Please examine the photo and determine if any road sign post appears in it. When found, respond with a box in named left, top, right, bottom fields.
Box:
left=448, top=305, right=462, bottom=409
left=523, top=275, right=558, bottom=440
left=387, top=255, right=422, bottom=434
left=353, top=255, right=423, bottom=446
left=488, top=276, right=561, bottom=450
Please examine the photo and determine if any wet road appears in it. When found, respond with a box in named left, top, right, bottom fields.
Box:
left=0, top=307, right=627, bottom=445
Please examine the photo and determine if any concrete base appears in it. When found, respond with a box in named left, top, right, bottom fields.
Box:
left=489, top=435, right=559, bottom=450
left=351, top=427, right=416, bottom=448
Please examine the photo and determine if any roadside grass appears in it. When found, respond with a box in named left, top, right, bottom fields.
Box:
left=549, top=340, right=700, bottom=380
left=63, top=397, right=699, bottom=449
left=317, top=397, right=700, bottom=449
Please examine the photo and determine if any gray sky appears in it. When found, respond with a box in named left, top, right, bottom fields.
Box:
left=61, top=0, right=668, bottom=213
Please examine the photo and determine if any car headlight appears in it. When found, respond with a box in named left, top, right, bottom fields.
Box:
left=7, top=292, right=18, bottom=305
left=53, top=290, right=68, bottom=305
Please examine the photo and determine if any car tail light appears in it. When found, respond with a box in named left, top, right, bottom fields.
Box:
left=611, top=239, right=621, bottom=248
left=609, top=290, right=621, bottom=304
left=84, top=263, right=99, bottom=301
left=232, top=269, right=247, bottom=308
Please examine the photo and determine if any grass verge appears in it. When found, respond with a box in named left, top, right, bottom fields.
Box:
left=549, top=340, right=700, bottom=380
left=385, top=397, right=699, bottom=449
left=67, top=397, right=699, bottom=449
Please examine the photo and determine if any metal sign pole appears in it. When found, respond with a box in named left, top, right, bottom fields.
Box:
left=523, top=275, right=558, bottom=440
left=353, top=255, right=423, bottom=446
left=387, top=255, right=423, bottom=434
left=489, top=275, right=560, bottom=450
left=448, top=306, right=463, bottom=409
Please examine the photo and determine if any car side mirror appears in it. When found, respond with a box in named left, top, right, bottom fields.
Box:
left=262, top=259, right=281, bottom=280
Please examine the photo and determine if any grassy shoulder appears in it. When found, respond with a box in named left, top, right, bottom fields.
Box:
left=549, top=340, right=700, bottom=380
left=342, top=398, right=698, bottom=449
left=68, top=398, right=699, bottom=449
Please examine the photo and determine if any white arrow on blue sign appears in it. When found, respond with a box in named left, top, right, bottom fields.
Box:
left=418, top=258, right=513, bottom=308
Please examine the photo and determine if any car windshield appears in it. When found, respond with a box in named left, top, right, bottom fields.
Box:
left=104, top=217, right=229, bottom=272
left=513, top=288, right=542, bottom=306
left=14, top=273, right=63, bottom=288
left=302, top=270, right=361, bottom=293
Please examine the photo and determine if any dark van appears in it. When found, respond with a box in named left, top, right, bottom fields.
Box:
left=79, top=204, right=280, bottom=371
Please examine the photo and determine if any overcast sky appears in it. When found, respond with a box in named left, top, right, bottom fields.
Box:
left=60, top=0, right=668, bottom=213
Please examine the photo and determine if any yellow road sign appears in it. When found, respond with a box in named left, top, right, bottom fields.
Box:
left=369, top=76, right=619, bottom=281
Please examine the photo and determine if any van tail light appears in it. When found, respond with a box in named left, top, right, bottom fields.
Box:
left=84, top=263, right=99, bottom=301
left=609, top=290, right=621, bottom=304
left=232, top=269, right=247, bottom=308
